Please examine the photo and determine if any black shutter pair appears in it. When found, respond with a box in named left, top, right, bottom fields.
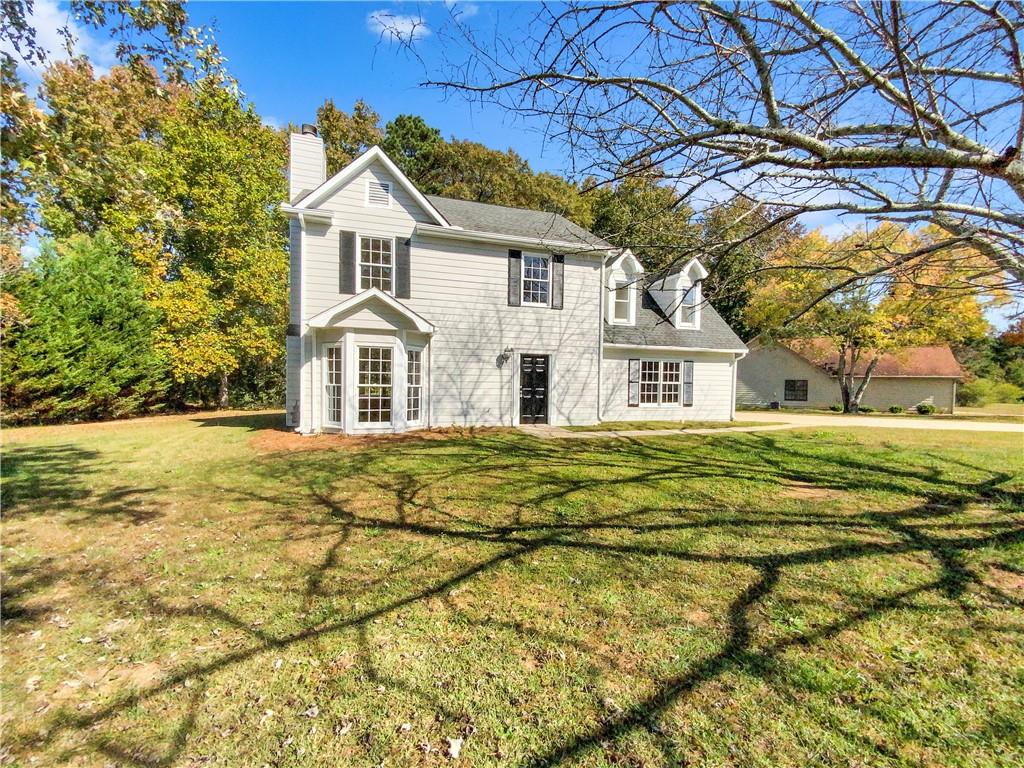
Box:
left=339, top=230, right=410, bottom=299
left=507, top=249, right=564, bottom=308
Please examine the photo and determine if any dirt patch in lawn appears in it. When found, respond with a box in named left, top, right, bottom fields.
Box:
left=778, top=481, right=841, bottom=500
left=985, top=564, right=1024, bottom=594
left=250, top=425, right=510, bottom=455
left=49, top=662, right=164, bottom=704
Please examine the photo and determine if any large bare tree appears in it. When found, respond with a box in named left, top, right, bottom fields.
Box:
left=428, top=0, right=1024, bottom=307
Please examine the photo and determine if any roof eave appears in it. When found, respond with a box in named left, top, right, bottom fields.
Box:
left=414, top=222, right=614, bottom=256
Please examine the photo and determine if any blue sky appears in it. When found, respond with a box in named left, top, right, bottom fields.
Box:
left=188, top=1, right=567, bottom=174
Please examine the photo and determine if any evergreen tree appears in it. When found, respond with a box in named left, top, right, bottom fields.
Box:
left=3, top=233, right=168, bottom=421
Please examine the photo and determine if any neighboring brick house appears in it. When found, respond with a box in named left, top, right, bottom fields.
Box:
left=737, top=338, right=963, bottom=412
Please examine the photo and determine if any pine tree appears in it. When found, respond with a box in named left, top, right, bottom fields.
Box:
left=3, top=232, right=168, bottom=422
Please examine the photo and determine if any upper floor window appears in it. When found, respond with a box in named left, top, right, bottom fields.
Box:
left=613, top=282, right=631, bottom=322
left=522, top=254, right=550, bottom=305
left=365, top=179, right=391, bottom=208
left=360, top=236, right=393, bottom=292
left=681, top=284, right=698, bottom=326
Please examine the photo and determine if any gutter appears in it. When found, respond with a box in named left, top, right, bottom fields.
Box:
left=603, top=342, right=749, bottom=354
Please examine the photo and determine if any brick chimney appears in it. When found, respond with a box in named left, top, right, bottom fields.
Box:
left=288, top=124, right=326, bottom=202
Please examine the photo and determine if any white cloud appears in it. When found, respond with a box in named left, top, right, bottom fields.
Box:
left=366, top=10, right=431, bottom=43
left=0, top=0, right=117, bottom=80
left=262, top=115, right=283, bottom=131
left=444, top=1, right=479, bottom=18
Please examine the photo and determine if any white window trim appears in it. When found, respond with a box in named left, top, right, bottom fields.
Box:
left=322, top=342, right=345, bottom=428
left=364, top=178, right=392, bottom=209
left=355, top=343, right=395, bottom=427
left=608, top=279, right=636, bottom=325
left=677, top=282, right=701, bottom=330
left=521, top=253, right=551, bottom=306
left=358, top=234, right=396, bottom=295
left=406, top=345, right=425, bottom=425
left=635, top=359, right=689, bottom=408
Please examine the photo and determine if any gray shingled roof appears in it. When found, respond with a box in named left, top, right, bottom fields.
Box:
left=604, top=291, right=747, bottom=351
left=427, top=195, right=612, bottom=249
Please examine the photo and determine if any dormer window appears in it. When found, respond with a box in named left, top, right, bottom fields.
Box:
left=365, top=179, right=392, bottom=208
left=681, top=284, right=699, bottom=326
left=613, top=282, right=631, bottom=322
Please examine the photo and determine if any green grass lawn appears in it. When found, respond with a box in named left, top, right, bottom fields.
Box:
left=3, top=413, right=1023, bottom=767
left=739, top=404, right=1024, bottom=424
left=562, top=420, right=765, bottom=432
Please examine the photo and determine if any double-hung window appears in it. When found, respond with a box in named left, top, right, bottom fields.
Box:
left=639, top=361, right=681, bottom=405
left=631, top=359, right=693, bottom=406
left=681, top=285, right=698, bottom=326
left=358, top=346, right=392, bottom=424
left=324, top=345, right=344, bottom=425
left=359, top=236, right=393, bottom=293
left=613, top=282, right=631, bottom=322
left=522, top=254, right=550, bottom=305
left=407, top=349, right=423, bottom=422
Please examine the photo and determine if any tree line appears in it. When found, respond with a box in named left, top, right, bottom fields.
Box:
left=2, top=2, right=1020, bottom=422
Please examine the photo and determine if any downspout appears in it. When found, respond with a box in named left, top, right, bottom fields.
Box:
left=297, top=213, right=308, bottom=434
left=731, top=351, right=747, bottom=421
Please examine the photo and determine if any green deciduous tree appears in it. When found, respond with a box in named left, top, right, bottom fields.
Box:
left=590, top=174, right=696, bottom=272
left=144, top=79, right=288, bottom=406
left=317, top=98, right=382, bottom=176
left=2, top=232, right=167, bottom=422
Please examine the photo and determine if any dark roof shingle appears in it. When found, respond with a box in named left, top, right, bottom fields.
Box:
left=604, top=292, right=747, bottom=351
left=426, top=195, right=612, bottom=249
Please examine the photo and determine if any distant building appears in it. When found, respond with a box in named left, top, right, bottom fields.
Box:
left=737, top=338, right=962, bottom=412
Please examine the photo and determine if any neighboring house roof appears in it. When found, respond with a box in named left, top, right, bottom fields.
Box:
left=426, top=195, right=613, bottom=250
left=604, top=292, right=747, bottom=351
left=783, top=338, right=963, bottom=378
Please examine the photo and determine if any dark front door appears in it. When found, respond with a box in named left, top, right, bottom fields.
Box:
left=519, top=354, right=549, bottom=424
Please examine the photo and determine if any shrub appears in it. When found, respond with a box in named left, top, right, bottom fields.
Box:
left=858, top=405, right=876, bottom=413
left=916, top=403, right=937, bottom=415
left=828, top=404, right=843, bottom=412
left=2, top=233, right=168, bottom=422
left=958, top=377, right=1024, bottom=407
left=888, top=405, right=905, bottom=413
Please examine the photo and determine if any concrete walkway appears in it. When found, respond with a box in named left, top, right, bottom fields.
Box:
left=520, top=411, right=1024, bottom=440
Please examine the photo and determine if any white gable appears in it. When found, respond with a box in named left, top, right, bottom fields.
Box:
left=295, top=146, right=450, bottom=227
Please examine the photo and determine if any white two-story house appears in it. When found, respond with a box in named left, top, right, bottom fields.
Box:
left=282, top=126, right=747, bottom=434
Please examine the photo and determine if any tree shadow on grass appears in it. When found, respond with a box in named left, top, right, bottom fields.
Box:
left=6, top=429, right=1023, bottom=766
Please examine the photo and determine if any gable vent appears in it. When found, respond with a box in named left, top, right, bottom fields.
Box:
left=366, top=179, right=391, bottom=208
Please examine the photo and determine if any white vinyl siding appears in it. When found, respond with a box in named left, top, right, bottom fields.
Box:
left=603, top=348, right=735, bottom=422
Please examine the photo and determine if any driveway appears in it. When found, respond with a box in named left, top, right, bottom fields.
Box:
left=739, top=410, right=1024, bottom=433
left=522, top=410, right=1023, bottom=439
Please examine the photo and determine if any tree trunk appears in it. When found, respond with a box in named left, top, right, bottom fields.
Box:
left=218, top=372, right=229, bottom=410
left=849, top=357, right=880, bottom=412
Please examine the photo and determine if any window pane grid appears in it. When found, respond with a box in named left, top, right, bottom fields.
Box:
left=325, top=346, right=343, bottom=424
left=359, top=237, right=393, bottom=292
left=784, top=379, right=808, bottom=401
left=522, top=254, right=550, bottom=304
left=407, top=350, right=422, bottom=422
left=358, top=346, right=392, bottom=424
left=636, top=360, right=689, bottom=405
left=614, top=283, right=630, bottom=321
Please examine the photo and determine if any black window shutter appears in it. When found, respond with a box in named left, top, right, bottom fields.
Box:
left=628, top=359, right=640, bottom=407
left=395, top=237, right=411, bottom=298
left=683, top=360, right=694, bottom=406
left=339, top=231, right=357, bottom=294
left=508, top=249, right=522, bottom=306
left=551, top=254, right=564, bottom=310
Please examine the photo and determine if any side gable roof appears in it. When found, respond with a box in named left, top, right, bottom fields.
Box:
left=425, top=195, right=612, bottom=249
left=294, top=146, right=451, bottom=227
left=783, top=338, right=963, bottom=378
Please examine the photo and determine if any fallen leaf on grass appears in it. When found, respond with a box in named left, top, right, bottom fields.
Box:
left=447, top=737, right=463, bottom=759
